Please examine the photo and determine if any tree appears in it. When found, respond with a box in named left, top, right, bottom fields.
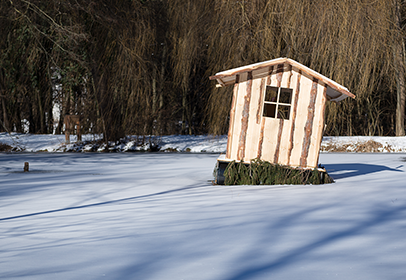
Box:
left=393, top=0, right=406, bottom=136
left=1, top=0, right=406, bottom=139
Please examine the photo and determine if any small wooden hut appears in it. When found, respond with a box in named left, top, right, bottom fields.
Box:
left=210, top=57, right=355, bottom=184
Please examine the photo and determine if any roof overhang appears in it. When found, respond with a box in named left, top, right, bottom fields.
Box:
left=209, top=57, right=355, bottom=102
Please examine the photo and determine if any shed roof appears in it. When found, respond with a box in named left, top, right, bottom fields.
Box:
left=209, top=57, right=355, bottom=102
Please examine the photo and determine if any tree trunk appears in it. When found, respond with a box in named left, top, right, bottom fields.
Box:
left=152, top=68, right=157, bottom=115
left=37, top=92, right=45, bottom=134
left=181, top=90, right=187, bottom=134
left=394, top=0, right=406, bottom=136
left=0, top=69, right=9, bottom=132
left=157, top=43, right=166, bottom=134
left=1, top=96, right=9, bottom=132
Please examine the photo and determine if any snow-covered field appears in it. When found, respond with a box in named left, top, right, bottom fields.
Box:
left=0, top=133, right=228, bottom=153
left=3, top=132, right=406, bottom=153
left=1, top=134, right=406, bottom=279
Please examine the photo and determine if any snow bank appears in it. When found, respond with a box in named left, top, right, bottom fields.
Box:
left=0, top=133, right=228, bottom=153
left=321, top=136, right=406, bottom=153
left=2, top=132, right=406, bottom=153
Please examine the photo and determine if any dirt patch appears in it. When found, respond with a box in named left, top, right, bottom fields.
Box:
left=322, top=143, right=352, bottom=153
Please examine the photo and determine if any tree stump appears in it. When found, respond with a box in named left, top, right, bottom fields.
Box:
left=24, top=162, right=29, bottom=172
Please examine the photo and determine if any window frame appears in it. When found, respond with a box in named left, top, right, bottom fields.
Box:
left=262, top=86, right=293, bottom=120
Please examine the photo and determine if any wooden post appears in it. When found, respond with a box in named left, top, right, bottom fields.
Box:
left=64, top=115, right=71, bottom=144
left=64, top=115, right=81, bottom=144
left=24, top=162, right=29, bottom=172
left=65, top=130, right=70, bottom=144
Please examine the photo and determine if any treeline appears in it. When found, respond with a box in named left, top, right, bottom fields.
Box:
left=0, top=0, right=405, bottom=141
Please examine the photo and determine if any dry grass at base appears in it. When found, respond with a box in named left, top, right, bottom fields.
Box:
left=0, top=143, right=12, bottom=152
left=354, top=140, right=384, bottom=152
left=223, top=160, right=334, bottom=185
left=321, top=140, right=396, bottom=153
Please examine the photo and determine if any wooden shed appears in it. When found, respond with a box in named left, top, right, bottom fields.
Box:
left=210, top=57, right=355, bottom=183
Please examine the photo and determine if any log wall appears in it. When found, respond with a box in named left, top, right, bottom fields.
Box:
left=226, top=65, right=327, bottom=168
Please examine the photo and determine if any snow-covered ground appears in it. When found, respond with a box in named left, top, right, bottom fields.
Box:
left=1, top=134, right=406, bottom=279
left=3, top=132, right=406, bottom=153
left=0, top=133, right=227, bottom=153
left=321, top=136, right=406, bottom=152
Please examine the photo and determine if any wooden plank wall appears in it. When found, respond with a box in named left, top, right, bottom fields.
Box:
left=226, top=64, right=327, bottom=168
left=244, top=70, right=264, bottom=161
left=225, top=75, right=239, bottom=158
left=228, top=72, right=246, bottom=160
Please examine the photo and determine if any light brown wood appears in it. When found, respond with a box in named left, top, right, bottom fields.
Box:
left=300, top=78, right=318, bottom=167
left=256, top=78, right=266, bottom=124
left=256, top=70, right=273, bottom=160
left=209, top=57, right=287, bottom=80
left=276, top=63, right=284, bottom=87
left=244, top=77, right=263, bottom=161
left=287, top=64, right=293, bottom=88
left=313, top=85, right=328, bottom=167
left=289, top=74, right=313, bottom=167
left=217, top=58, right=352, bottom=169
left=217, top=79, right=226, bottom=87
left=272, top=65, right=285, bottom=163
left=257, top=118, right=265, bottom=159
left=237, top=72, right=253, bottom=161
left=229, top=73, right=247, bottom=160
left=226, top=74, right=240, bottom=158
left=277, top=119, right=292, bottom=165
left=64, top=115, right=81, bottom=144
left=261, top=69, right=280, bottom=163
left=274, top=119, right=284, bottom=163
left=267, top=66, right=273, bottom=86
left=287, top=59, right=355, bottom=99
left=306, top=83, right=328, bottom=168
left=287, top=71, right=301, bottom=166
left=275, top=68, right=295, bottom=166
left=210, top=57, right=355, bottom=100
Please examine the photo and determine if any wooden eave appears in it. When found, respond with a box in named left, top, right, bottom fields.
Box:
left=209, top=57, right=355, bottom=101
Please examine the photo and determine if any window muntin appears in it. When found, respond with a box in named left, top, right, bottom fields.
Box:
left=263, top=86, right=293, bottom=120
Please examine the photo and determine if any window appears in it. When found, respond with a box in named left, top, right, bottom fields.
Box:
left=263, top=86, right=293, bottom=120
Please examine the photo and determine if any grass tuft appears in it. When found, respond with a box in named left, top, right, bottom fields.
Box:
left=223, top=159, right=333, bottom=185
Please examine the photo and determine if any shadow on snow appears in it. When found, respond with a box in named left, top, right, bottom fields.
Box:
left=323, top=163, right=403, bottom=180
left=0, top=183, right=210, bottom=222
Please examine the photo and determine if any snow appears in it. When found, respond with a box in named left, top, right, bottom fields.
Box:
left=322, top=136, right=406, bottom=152
left=0, top=133, right=227, bottom=153
left=1, top=134, right=406, bottom=279
left=3, top=132, right=406, bottom=153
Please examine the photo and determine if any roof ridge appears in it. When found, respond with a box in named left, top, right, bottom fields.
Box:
left=210, top=57, right=355, bottom=100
